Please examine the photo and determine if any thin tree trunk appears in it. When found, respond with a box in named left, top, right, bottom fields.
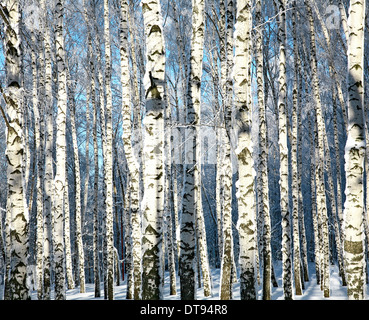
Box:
left=277, top=0, right=293, bottom=300
left=220, top=0, right=235, bottom=301
left=255, top=0, right=272, bottom=300
left=53, top=0, right=68, bottom=300
left=179, top=0, right=206, bottom=301
left=119, top=0, right=141, bottom=300
left=30, top=31, right=44, bottom=300
left=141, top=0, right=166, bottom=300
left=234, top=0, right=257, bottom=300
left=40, top=0, right=53, bottom=300
left=306, top=0, right=330, bottom=298
left=64, top=158, right=75, bottom=290
left=68, top=74, right=86, bottom=292
left=309, top=113, right=321, bottom=285
left=102, top=0, right=115, bottom=300
left=344, top=0, right=366, bottom=300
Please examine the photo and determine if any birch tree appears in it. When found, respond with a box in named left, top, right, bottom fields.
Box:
left=119, top=0, right=141, bottom=300
left=220, top=0, right=235, bottom=300
left=306, top=0, right=330, bottom=297
left=276, top=0, right=293, bottom=299
left=141, top=0, right=166, bottom=300
left=40, top=0, right=53, bottom=300
left=179, top=0, right=206, bottom=300
left=2, top=0, right=30, bottom=300
left=68, top=73, right=85, bottom=293
left=103, top=0, right=115, bottom=300
left=82, top=0, right=100, bottom=298
left=234, top=0, right=257, bottom=300
left=255, top=0, right=272, bottom=300
left=343, top=0, right=366, bottom=300
left=53, top=0, right=68, bottom=300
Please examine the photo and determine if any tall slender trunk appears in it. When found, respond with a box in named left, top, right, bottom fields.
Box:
left=344, top=0, right=366, bottom=300
left=255, top=0, right=272, bottom=300
left=92, top=73, right=101, bottom=298
left=82, top=0, right=100, bottom=298
left=234, top=0, right=257, bottom=300
left=53, top=0, right=68, bottom=300
left=306, top=0, right=330, bottom=297
left=103, top=0, right=115, bottom=300
left=31, top=32, right=44, bottom=300
left=119, top=0, right=142, bottom=300
left=309, top=113, right=321, bottom=284
left=220, top=0, right=235, bottom=300
left=141, top=0, right=166, bottom=300
left=180, top=0, right=205, bottom=300
left=4, top=3, right=29, bottom=299
left=63, top=156, right=74, bottom=290
left=40, top=0, right=53, bottom=300
left=277, top=0, right=293, bottom=299
left=68, top=74, right=86, bottom=292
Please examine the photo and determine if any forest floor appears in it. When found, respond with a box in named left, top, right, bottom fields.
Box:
left=29, top=261, right=369, bottom=300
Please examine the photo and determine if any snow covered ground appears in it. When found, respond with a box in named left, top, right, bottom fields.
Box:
left=29, top=261, right=369, bottom=300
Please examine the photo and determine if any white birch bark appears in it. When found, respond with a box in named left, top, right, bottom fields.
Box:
left=344, top=0, right=366, bottom=300
left=309, top=114, right=321, bottom=284
left=306, top=0, right=330, bottom=297
left=220, top=0, right=235, bottom=300
left=119, top=0, right=142, bottom=300
left=141, top=0, right=166, bottom=300
left=217, top=0, right=226, bottom=265
left=40, top=0, right=53, bottom=300
left=3, top=0, right=30, bottom=300
left=31, top=31, right=43, bottom=300
left=32, top=33, right=44, bottom=300
left=53, top=0, right=67, bottom=300
left=278, top=0, right=293, bottom=299
left=234, top=0, right=257, bottom=300
left=92, top=70, right=101, bottom=298
left=82, top=0, right=100, bottom=297
left=68, top=75, right=85, bottom=292
left=179, top=0, right=205, bottom=300
left=103, top=0, right=115, bottom=300
left=255, top=0, right=272, bottom=300
left=63, top=159, right=74, bottom=290
left=193, top=9, right=211, bottom=297
left=164, top=84, right=177, bottom=296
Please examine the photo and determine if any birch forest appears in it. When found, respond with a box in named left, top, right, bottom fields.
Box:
left=0, top=0, right=368, bottom=301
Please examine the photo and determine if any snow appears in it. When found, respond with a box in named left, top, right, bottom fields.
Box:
left=29, top=261, right=369, bottom=300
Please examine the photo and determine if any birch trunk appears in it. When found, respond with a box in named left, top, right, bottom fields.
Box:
left=141, top=0, right=166, bottom=300
left=30, top=30, right=43, bottom=300
left=68, top=75, right=86, bottom=292
left=309, top=114, right=321, bottom=284
left=179, top=0, right=205, bottom=300
left=82, top=0, right=100, bottom=297
left=191, top=0, right=211, bottom=297
left=63, top=158, right=74, bottom=290
left=234, top=0, right=257, bottom=300
left=344, top=0, right=366, bottom=300
left=255, top=0, right=272, bottom=300
left=103, top=0, right=115, bottom=300
left=119, top=0, right=142, bottom=300
left=217, top=0, right=226, bottom=265
left=220, top=0, right=235, bottom=300
left=92, top=73, right=101, bottom=298
left=306, top=0, right=330, bottom=297
left=3, top=0, right=30, bottom=301
left=40, top=0, right=53, bottom=300
left=53, top=0, right=68, bottom=300
left=277, top=0, right=293, bottom=299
